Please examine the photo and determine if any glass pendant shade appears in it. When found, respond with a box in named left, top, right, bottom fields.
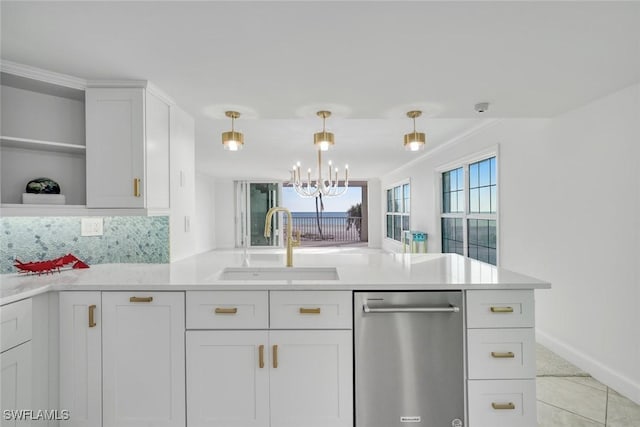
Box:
left=404, top=110, right=426, bottom=151
left=222, top=111, right=244, bottom=151
left=404, top=131, right=426, bottom=151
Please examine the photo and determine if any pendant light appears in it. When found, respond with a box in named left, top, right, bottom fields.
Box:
left=313, top=110, right=335, bottom=151
left=404, top=110, right=426, bottom=152
left=222, top=111, right=244, bottom=151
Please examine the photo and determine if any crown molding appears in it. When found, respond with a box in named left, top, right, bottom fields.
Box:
left=147, top=82, right=175, bottom=106
left=85, top=79, right=148, bottom=88
left=0, top=59, right=87, bottom=90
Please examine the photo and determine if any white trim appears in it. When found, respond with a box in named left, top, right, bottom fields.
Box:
left=85, top=79, right=148, bottom=88
left=383, top=119, right=502, bottom=179
left=147, top=82, right=176, bottom=106
left=435, top=144, right=500, bottom=173
left=536, top=328, right=640, bottom=406
left=0, top=60, right=87, bottom=90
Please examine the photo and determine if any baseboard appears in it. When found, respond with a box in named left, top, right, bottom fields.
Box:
left=536, top=328, right=640, bottom=405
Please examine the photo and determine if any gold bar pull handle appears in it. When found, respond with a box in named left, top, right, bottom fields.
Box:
left=133, top=178, right=141, bottom=197
left=88, top=304, right=97, bottom=328
left=214, top=307, right=238, bottom=314
left=492, top=402, right=516, bottom=410
left=129, top=296, right=153, bottom=303
left=490, top=306, right=514, bottom=313
left=491, top=351, right=515, bottom=358
left=272, top=345, right=278, bottom=369
left=258, top=345, right=264, bottom=369
left=299, top=307, right=321, bottom=314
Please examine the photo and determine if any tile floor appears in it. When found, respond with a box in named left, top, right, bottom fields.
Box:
left=536, top=344, right=640, bottom=426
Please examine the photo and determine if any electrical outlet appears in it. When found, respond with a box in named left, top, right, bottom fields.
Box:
left=81, top=217, right=104, bottom=236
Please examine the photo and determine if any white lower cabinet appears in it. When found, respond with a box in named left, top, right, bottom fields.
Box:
left=186, top=330, right=352, bottom=427
left=59, top=292, right=102, bottom=427
left=59, top=291, right=185, bottom=427
left=466, top=290, right=537, bottom=427
left=1, top=298, right=32, bottom=427
left=269, top=330, right=352, bottom=427
left=186, top=331, right=270, bottom=427
left=185, top=290, right=353, bottom=427
left=1, top=342, right=32, bottom=427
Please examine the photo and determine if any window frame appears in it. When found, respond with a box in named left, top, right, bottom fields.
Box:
left=436, top=147, right=499, bottom=265
left=384, top=179, right=411, bottom=243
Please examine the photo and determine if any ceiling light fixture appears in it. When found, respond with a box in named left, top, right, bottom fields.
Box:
left=221, top=111, right=244, bottom=151
left=313, top=110, right=335, bottom=151
left=404, top=110, right=426, bottom=152
left=291, top=110, right=349, bottom=198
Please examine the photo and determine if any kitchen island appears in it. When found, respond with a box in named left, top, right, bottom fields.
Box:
left=1, top=251, right=549, bottom=427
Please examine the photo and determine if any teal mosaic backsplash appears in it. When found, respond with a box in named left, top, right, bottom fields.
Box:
left=0, top=216, right=169, bottom=274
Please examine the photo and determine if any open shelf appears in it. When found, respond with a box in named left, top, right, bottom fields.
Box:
left=1, top=136, right=86, bottom=154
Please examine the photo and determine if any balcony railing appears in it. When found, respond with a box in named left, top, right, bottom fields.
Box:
left=284, top=216, right=363, bottom=242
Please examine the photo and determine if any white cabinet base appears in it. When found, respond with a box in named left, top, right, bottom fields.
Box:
left=467, top=379, right=537, bottom=427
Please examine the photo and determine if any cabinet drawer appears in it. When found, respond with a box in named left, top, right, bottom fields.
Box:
left=270, top=291, right=352, bottom=329
left=1, top=298, right=32, bottom=353
left=186, top=291, right=268, bottom=329
left=467, top=328, right=536, bottom=379
left=466, top=290, right=534, bottom=328
left=467, top=379, right=537, bottom=427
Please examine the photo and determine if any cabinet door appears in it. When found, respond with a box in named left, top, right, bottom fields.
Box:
left=186, top=331, right=269, bottom=427
left=269, top=330, right=353, bottom=427
left=59, top=292, right=102, bottom=427
left=102, top=292, right=185, bottom=427
left=1, top=342, right=32, bottom=427
left=86, top=87, right=145, bottom=208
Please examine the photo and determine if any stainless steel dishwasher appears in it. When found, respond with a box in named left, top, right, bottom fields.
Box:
left=354, top=291, right=465, bottom=427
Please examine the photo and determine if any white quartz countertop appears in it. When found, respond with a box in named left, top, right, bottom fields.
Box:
left=0, top=249, right=550, bottom=305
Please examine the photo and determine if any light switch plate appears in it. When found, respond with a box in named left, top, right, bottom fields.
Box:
left=81, top=217, right=104, bottom=236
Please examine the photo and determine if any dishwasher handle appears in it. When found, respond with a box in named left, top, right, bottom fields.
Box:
left=363, top=302, right=460, bottom=313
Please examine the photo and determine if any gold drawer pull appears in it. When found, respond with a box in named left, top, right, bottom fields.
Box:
left=214, top=307, right=238, bottom=314
left=133, top=178, right=141, bottom=197
left=88, top=305, right=97, bottom=328
left=129, top=296, right=153, bottom=303
left=258, top=345, right=265, bottom=369
left=491, top=351, right=515, bottom=358
left=272, top=345, right=278, bottom=368
left=490, top=306, right=514, bottom=313
left=299, top=307, right=321, bottom=314
left=492, top=402, right=515, bottom=410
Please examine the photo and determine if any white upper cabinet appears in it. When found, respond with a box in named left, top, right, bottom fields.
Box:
left=85, top=85, right=170, bottom=210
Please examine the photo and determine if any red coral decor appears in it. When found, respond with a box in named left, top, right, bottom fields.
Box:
left=14, top=253, right=89, bottom=275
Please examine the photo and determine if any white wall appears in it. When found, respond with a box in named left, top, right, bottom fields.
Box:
left=367, top=178, right=382, bottom=248
left=213, top=178, right=236, bottom=249
left=380, top=84, right=640, bottom=404
left=194, top=172, right=216, bottom=254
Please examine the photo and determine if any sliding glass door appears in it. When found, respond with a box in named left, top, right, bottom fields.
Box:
left=235, top=181, right=282, bottom=248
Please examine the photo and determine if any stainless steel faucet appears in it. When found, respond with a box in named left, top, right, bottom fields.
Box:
left=264, top=207, right=299, bottom=267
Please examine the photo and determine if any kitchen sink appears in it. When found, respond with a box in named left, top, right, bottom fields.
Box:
left=219, top=267, right=339, bottom=281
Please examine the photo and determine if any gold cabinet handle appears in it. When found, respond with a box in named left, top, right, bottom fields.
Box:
left=258, top=345, right=265, bottom=369
left=490, top=306, right=514, bottom=313
left=214, top=307, right=238, bottom=314
left=129, top=296, right=153, bottom=303
left=272, top=345, right=278, bottom=369
left=491, top=351, right=515, bottom=358
left=88, top=304, right=97, bottom=328
left=492, top=402, right=515, bottom=410
left=133, top=178, right=141, bottom=197
left=299, top=307, right=321, bottom=314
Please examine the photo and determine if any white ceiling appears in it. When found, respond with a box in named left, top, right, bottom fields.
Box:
left=2, top=1, right=639, bottom=179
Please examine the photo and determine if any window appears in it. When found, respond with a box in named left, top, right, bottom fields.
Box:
left=440, top=156, right=498, bottom=265
left=386, top=182, right=410, bottom=242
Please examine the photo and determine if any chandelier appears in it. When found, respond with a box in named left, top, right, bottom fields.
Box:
left=290, top=111, right=349, bottom=198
